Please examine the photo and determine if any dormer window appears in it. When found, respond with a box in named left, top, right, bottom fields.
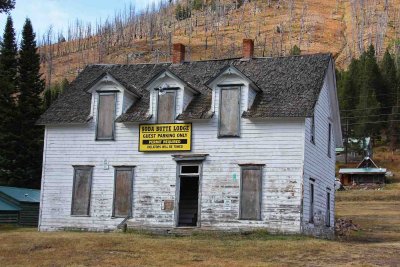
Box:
left=96, top=92, right=116, bottom=140
left=219, top=87, right=240, bottom=137
left=157, top=90, right=176, bottom=123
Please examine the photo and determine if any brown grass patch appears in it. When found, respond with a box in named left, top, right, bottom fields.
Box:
left=0, top=225, right=399, bottom=266
left=336, top=187, right=400, bottom=202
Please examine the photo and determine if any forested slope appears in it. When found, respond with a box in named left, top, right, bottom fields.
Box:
left=38, top=0, right=400, bottom=84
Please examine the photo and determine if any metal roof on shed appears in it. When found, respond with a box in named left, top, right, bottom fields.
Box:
left=0, top=186, right=40, bottom=203
left=0, top=199, right=20, bottom=211
left=339, top=168, right=387, bottom=174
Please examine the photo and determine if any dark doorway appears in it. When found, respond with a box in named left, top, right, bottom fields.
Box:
left=178, top=177, right=199, bottom=227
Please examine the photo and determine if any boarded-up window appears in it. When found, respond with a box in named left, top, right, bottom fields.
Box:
left=157, top=91, right=176, bottom=123
left=326, top=191, right=331, bottom=227
left=240, top=165, right=262, bottom=220
left=96, top=93, right=116, bottom=140
left=113, top=167, right=134, bottom=217
left=309, top=182, right=314, bottom=223
left=71, top=166, right=93, bottom=216
left=219, top=88, right=240, bottom=137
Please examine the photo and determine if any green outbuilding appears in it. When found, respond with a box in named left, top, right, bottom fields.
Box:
left=0, top=186, right=40, bottom=226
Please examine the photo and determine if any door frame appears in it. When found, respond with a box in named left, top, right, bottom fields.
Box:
left=174, top=161, right=203, bottom=227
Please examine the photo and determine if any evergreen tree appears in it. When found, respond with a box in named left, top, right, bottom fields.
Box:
left=175, top=4, right=183, bottom=20
left=12, top=19, right=45, bottom=188
left=43, top=78, right=69, bottom=109
left=380, top=49, right=397, bottom=107
left=337, top=58, right=362, bottom=125
left=0, top=15, right=18, bottom=185
left=354, top=45, right=382, bottom=137
left=0, top=16, right=18, bottom=85
left=289, top=45, right=301, bottom=55
left=380, top=49, right=399, bottom=148
left=0, top=0, right=15, bottom=13
left=192, top=0, right=203, bottom=10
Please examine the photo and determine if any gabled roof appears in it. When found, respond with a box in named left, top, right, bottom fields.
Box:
left=142, top=68, right=200, bottom=94
left=0, top=186, right=40, bottom=203
left=357, top=157, right=379, bottom=168
left=37, top=54, right=332, bottom=125
left=85, top=71, right=142, bottom=98
left=205, top=65, right=261, bottom=92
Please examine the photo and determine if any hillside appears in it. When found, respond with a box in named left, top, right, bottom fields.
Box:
left=38, top=0, right=400, bottom=85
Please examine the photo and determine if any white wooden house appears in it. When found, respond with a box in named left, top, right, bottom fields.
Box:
left=37, top=39, right=342, bottom=238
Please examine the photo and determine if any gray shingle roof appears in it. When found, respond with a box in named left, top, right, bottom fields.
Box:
left=37, top=54, right=331, bottom=125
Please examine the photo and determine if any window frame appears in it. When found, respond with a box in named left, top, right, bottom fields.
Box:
left=112, top=166, right=135, bottom=218
left=218, top=87, right=241, bottom=138
left=327, top=122, right=332, bottom=158
left=179, top=164, right=200, bottom=176
left=156, top=90, right=177, bottom=124
left=239, top=164, right=263, bottom=220
left=71, top=165, right=94, bottom=217
left=326, top=189, right=331, bottom=227
left=95, top=91, right=117, bottom=141
left=310, top=115, right=315, bottom=144
left=309, top=178, right=315, bottom=223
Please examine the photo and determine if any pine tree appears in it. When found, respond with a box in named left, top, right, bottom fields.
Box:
left=380, top=49, right=399, bottom=149
left=289, top=45, right=301, bottom=55
left=43, top=78, right=69, bottom=109
left=380, top=50, right=397, bottom=104
left=12, top=19, right=45, bottom=188
left=337, top=58, right=362, bottom=126
left=0, top=16, right=18, bottom=85
left=354, top=45, right=382, bottom=137
left=0, top=0, right=15, bottom=13
left=0, top=16, right=18, bottom=185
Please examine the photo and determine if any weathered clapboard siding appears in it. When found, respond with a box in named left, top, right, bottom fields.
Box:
left=0, top=212, right=19, bottom=224
left=19, top=203, right=40, bottom=226
left=39, top=75, right=306, bottom=233
left=302, top=63, right=336, bottom=238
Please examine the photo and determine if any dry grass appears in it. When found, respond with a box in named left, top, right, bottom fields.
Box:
left=2, top=173, right=400, bottom=266
left=0, top=227, right=399, bottom=266
left=335, top=185, right=400, bottom=202
left=2, top=191, right=400, bottom=267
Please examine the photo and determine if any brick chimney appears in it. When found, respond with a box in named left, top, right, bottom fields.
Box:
left=173, top=43, right=185, bottom=64
left=242, top=39, right=254, bottom=59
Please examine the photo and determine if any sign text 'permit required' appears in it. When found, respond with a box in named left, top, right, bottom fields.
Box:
left=139, top=123, right=192, bottom=152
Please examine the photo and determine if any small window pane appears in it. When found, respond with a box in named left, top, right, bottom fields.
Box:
left=219, top=88, right=240, bottom=136
left=97, top=93, right=116, bottom=140
left=157, top=91, right=176, bottom=123
left=240, top=166, right=262, bottom=220
left=113, top=168, right=133, bottom=217
left=71, top=167, right=93, bottom=216
left=181, top=165, right=199, bottom=174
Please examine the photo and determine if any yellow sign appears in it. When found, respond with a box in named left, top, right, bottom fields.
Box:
left=139, top=123, right=192, bottom=152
